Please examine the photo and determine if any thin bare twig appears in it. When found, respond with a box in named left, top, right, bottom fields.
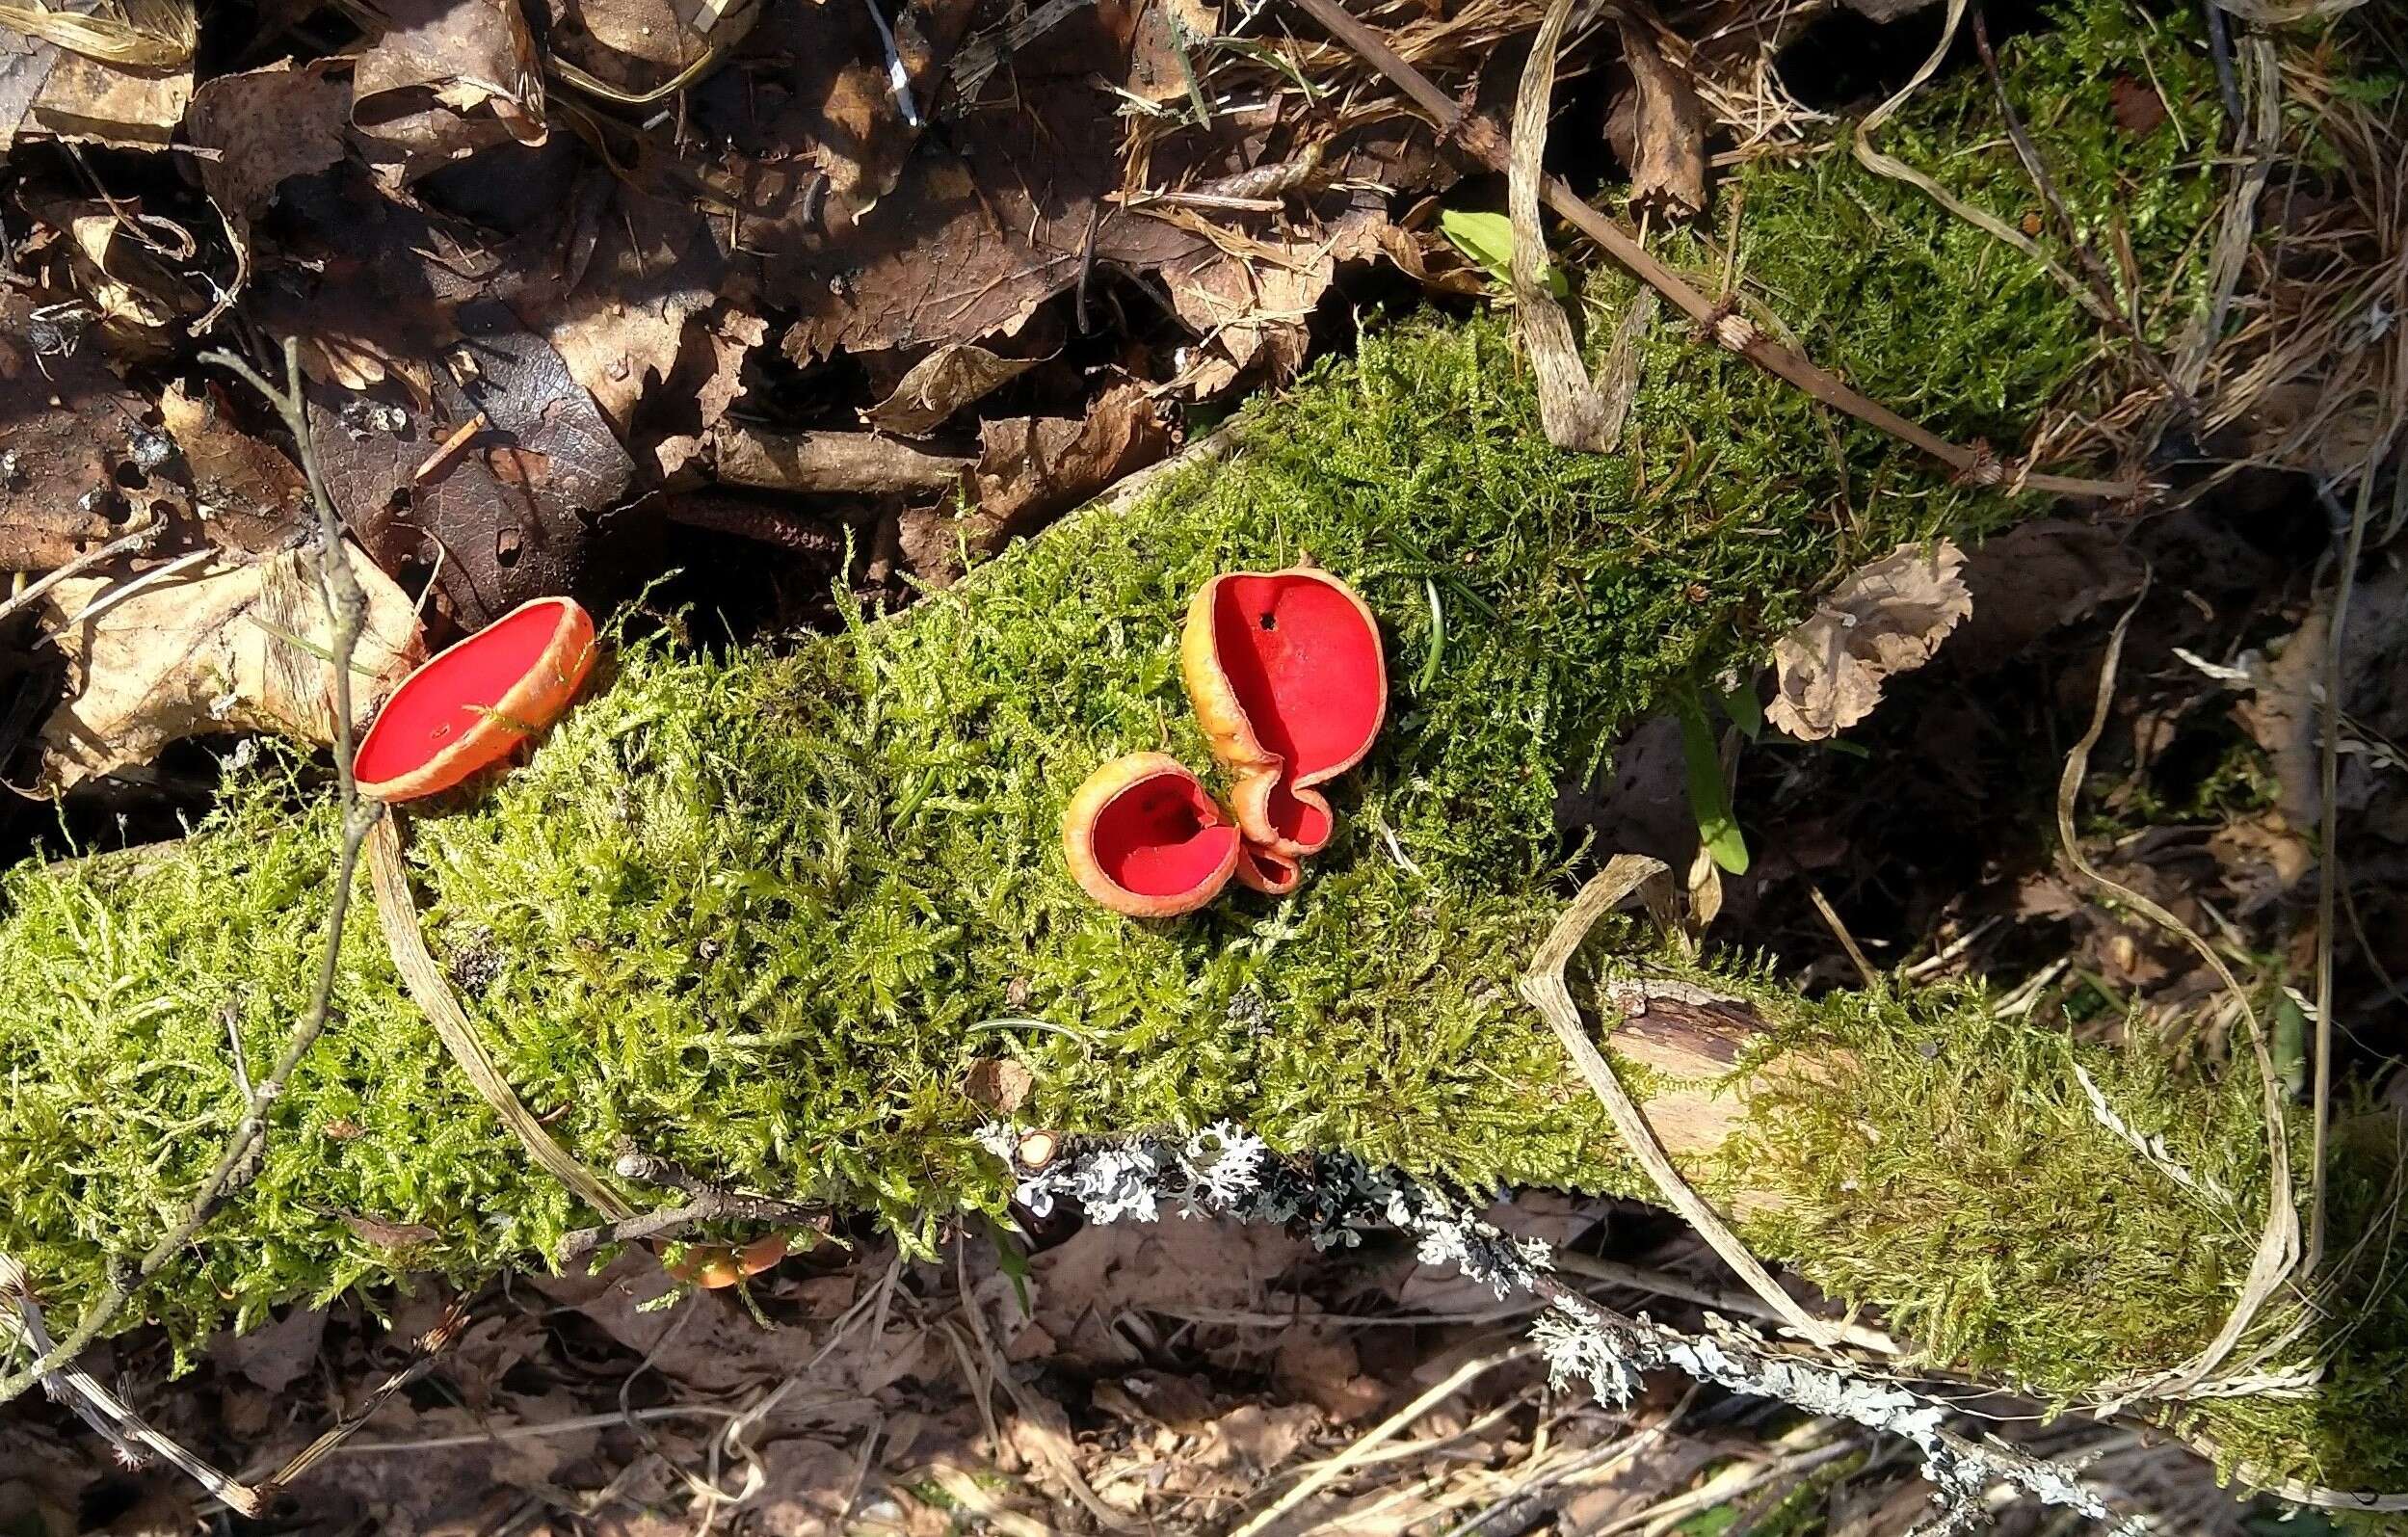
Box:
left=1281, top=0, right=2137, bottom=501
left=0, top=337, right=381, bottom=1411
left=560, top=1183, right=824, bottom=1265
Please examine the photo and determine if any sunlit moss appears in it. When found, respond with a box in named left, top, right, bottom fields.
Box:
left=8, top=0, right=2398, bottom=1497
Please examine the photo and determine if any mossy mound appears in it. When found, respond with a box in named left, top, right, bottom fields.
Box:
left=7, top=0, right=2402, bottom=1497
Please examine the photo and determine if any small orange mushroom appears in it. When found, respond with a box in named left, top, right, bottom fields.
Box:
left=661, top=1232, right=792, bottom=1289
left=1062, top=752, right=1241, bottom=917
left=1181, top=569, right=1386, bottom=859
left=354, top=596, right=597, bottom=802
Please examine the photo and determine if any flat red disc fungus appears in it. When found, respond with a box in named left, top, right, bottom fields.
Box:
left=1062, top=752, right=1240, bottom=917
left=1181, top=568, right=1386, bottom=858
left=354, top=596, right=597, bottom=802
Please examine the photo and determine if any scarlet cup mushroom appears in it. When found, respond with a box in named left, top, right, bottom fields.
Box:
left=663, top=1232, right=790, bottom=1289
left=353, top=596, right=597, bottom=802
left=1181, top=568, right=1386, bottom=859
left=1062, top=751, right=1242, bottom=917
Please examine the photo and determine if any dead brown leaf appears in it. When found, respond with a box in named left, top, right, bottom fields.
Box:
left=1605, top=11, right=1707, bottom=220
left=864, top=329, right=1055, bottom=438
left=158, top=380, right=308, bottom=552
left=208, top=1306, right=328, bottom=1394
left=973, top=381, right=1171, bottom=531
left=352, top=0, right=546, bottom=183
left=895, top=382, right=1171, bottom=585
left=0, top=291, right=154, bottom=570
left=35, top=199, right=203, bottom=359
left=0, top=30, right=58, bottom=150
left=1948, top=520, right=2144, bottom=674
left=23, top=47, right=189, bottom=146
left=2108, top=76, right=2169, bottom=138
left=310, top=301, right=635, bottom=629
left=1766, top=540, right=1973, bottom=742
left=337, top=1212, right=443, bottom=1251
left=184, top=61, right=349, bottom=316
left=35, top=542, right=421, bottom=791
left=1021, top=1215, right=1315, bottom=1367
left=648, top=304, right=765, bottom=479
left=963, top=1058, right=1035, bottom=1114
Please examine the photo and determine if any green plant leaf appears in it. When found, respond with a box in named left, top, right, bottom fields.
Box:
left=1715, top=682, right=1763, bottom=740
left=1677, top=688, right=1750, bottom=874
left=1438, top=208, right=1569, bottom=298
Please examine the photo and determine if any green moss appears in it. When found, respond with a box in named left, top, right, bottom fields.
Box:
left=5, top=0, right=2400, bottom=1497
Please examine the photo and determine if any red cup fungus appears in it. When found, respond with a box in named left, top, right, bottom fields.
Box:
left=1062, top=752, right=1242, bottom=918
left=662, top=1232, right=790, bottom=1289
left=353, top=596, right=597, bottom=802
left=1181, top=568, right=1386, bottom=859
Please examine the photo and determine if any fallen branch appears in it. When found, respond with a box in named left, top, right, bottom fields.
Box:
left=707, top=422, right=973, bottom=496
left=558, top=1153, right=825, bottom=1264
left=1283, top=0, right=2138, bottom=501
left=0, top=337, right=379, bottom=1411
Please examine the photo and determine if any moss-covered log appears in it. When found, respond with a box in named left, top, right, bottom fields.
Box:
left=4, top=1, right=2402, bottom=1500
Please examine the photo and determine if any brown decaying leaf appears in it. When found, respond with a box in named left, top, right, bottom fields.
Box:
left=311, top=301, right=634, bottom=629
left=35, top=542, right=422, bottom=791
left=963, top=1058, right=1034, bottom=1114
left=648, top=305, right=766, bottom=479
left=352, top=0, right=546, bottom=182
left=1765, top=540, right=1973, bottom=742
left=2108, top=75, right=2169, bottom=138
left=158, top=379, right=309, bottom=552
left=864, top=332, right=1054, bottom=438
left=48, top=200, right=203, bottom=357
left=21, top=43, right=189, bottom=146
left=1, top=291, right=156, bottom=570
left=895, top=381, right=1172, bottom=584
left=1604, top=10, right=1707, bottom=220
left=0, top=30, right=59, bottom=150
left=183, top=61, right=349, bottom=316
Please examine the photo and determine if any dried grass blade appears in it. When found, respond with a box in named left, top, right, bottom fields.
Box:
left=366, top=815, right=635, bottom=1221
left=2057, top=581, right=2301, bottom=1403
left=1508, top=0, right=1618, bottom=453
left=1518, top=854, right=1846, bottom=1351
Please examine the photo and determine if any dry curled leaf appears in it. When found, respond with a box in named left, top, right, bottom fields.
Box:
left=36, top=542, right=421, bottom=791
left=1765, top=540, right=1972, bottom=741
left=22, top=43, right=189, bottom=146
left=864, top=331, right=1053, bottom=438
left=352, top=0, right=546, bottom=183
left=1604, top=10, right=1707, bottom=220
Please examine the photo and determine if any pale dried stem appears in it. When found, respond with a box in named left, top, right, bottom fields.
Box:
left=1520, top=854, right=1848, bottom=1351
left=2056, top=580, right=2301, bottom=1404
